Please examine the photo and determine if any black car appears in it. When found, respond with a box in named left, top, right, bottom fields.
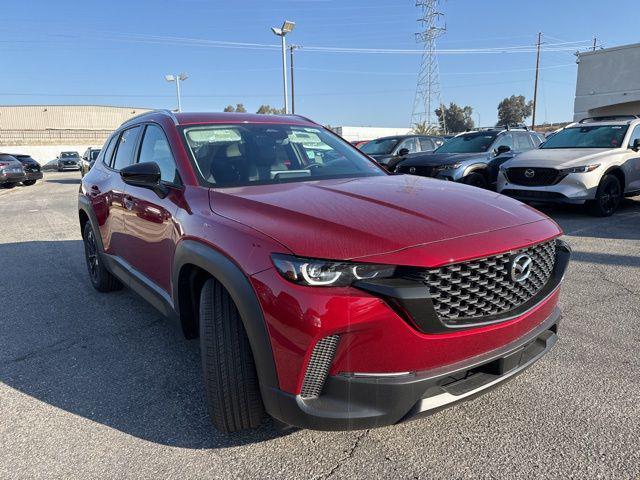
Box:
left=395, top=127, right=543, bottom=189
left=0, top=154, right=26, bottom=188
left=57, top=151, right=81, bottom=171
left=11, top=154, right=43, bottom=186
left=81, top=147, right=101, bottom=177
left=359, top=134, right=444, bottom=171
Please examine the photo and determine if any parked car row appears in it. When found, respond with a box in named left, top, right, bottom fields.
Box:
left=0, top=153, right=43, bottom=188
left=358, top=115, right=640, bottom=216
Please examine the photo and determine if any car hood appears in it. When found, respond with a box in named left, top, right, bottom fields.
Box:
left=208, top=175, right=553, bottom=262
left=399, top=152, right=490, bottom=167
left=506, top=148, right=617, bottom=168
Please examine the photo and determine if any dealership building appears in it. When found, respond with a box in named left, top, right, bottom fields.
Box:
left=574, top=42, right=640, bottom=121
left=0, top=105, right=150, bottom=162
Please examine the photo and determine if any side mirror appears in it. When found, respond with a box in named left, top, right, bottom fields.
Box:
left=397, top=148, right=410, bottom=157
left=120, top=162, right=168, bottom=198
left=632, top=138, right=640, bottom=151
left=495, top=145, right=511, bottom=155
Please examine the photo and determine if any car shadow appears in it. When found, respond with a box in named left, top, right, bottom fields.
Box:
left=0, top=240, right=295, bottom=449
left=44, top=178, right=81, bottom=185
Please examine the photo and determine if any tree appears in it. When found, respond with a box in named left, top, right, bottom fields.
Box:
left=256, top=104, right=285, bottom=115
left=223, top=103, right=247, bottom=113
left=496, top=95, right=533, bottom=126
left=434, top=102, right=474, bottom=133
left=412, top=121, right=439, bottom=135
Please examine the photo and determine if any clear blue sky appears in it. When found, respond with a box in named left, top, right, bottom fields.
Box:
left=1, top=0, right=637, bottom=127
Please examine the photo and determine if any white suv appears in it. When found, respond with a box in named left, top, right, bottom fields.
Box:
left=497, top=116, right=640, bottom=216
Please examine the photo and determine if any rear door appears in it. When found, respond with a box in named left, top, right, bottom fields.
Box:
left=121, top=123, right=182, bottom=294
left=88, top=126, right=141, bottom=259
left=624, top=125, right=640, bottom=192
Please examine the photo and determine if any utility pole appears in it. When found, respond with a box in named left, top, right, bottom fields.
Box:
left=411, top=0, right=445, bottom=130
left=531, top=32, right=542, bottom=130
left=289, top=45, right=300, bottom=114
left=592, top=36, right=597, bottom=51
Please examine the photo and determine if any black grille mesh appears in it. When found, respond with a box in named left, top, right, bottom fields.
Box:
left=300, top=335, right=340, bottom=399
left=403, top=241, right=556, bottom=323
left=505, top=167, right=563, bottom=186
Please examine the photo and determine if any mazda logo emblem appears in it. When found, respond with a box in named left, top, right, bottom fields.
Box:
left=409, top=167, right=416, bottom=174
left=510, top=254, right=533, bottom=283
left=524, top=169, right=535, bottom=178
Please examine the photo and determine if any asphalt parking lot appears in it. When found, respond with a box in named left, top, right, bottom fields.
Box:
left=1, top=172, right=639, bottom=479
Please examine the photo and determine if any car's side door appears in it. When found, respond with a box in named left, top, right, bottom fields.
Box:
left=624, top=125, right=640, bottom=192
left=121, top=123, right=182, bottom=295
left=86, top=127, right=141, bottom=260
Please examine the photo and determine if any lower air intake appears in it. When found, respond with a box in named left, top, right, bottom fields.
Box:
left=300, top=335, right=340, bottom=399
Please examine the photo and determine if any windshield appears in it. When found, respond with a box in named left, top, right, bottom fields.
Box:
left=541, top=125, right=629, bottom=149
left=434, top=132, right=498, bottom=154
left=61, top=152, right=79, bottom=158
left=183, top=124, right=385, bottom=187
left=360, top=137, right=400, bottom=155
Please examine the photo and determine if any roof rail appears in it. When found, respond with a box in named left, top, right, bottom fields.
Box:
left=121, top=109, right=179, bottom=127
left=578, top=115, right=639, bottom=123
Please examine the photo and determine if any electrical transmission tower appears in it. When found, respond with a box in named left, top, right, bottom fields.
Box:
left=411, top=0, right=445, bottom=131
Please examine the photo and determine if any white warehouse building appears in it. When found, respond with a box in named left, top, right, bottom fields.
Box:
left=333, top=126, right=412, bottom=142
left=574, top=43, right=640, bottom=121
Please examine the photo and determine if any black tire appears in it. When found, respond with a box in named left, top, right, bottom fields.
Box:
left=82, top=222, right=122, bottom=292
left=57, top=167, right=62, bottom=172
left=588, top=174, right=622, bottom=217
left=461, top=172, right=488, bottom=189
left=22, top=180, right=36, bottom=186
left=199, top=278, right=265, bottom=433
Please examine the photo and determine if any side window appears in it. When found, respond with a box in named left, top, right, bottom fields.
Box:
left=514, top=132, right=534, bottom=150
left=101, top=133, right=118, bottom=167
left=398, top=138, right=418, bottom=154
left=628, top=125, right=640, bottom=148
left=112, top=126, right=141, bottom=171
left=419, top=137, right=434, bottom=151
left=493, top=133, right=514, bottom=151
left=138, top=124, right=180, bottom=184
left=530, top=132, right=543, bottom=147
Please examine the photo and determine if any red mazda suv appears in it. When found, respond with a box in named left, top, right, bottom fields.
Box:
left=78, top=110, right=570, bottom=433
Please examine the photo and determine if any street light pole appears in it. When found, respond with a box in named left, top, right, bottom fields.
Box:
left=290, top=45, right=299, bottom=114
left=531, top=32, right=542, bottom=130
left=271, top=21, right=295, bottom=114
left=165, top=73, right=188, bottom=112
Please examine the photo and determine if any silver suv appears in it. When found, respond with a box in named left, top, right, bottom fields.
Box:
left=498, top=116, right=640, bottom=216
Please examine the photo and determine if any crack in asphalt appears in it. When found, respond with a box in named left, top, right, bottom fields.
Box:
left=316, top=429, right=370, bottom=480
left=0, top=318, right=164, bottom=370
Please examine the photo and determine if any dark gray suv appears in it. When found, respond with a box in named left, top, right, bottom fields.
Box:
left=395, top=127, right=543, bottom=189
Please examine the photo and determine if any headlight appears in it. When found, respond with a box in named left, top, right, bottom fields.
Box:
left=436, top=163, right=461, bottom=170
left=561, top=164, right=600, bottom=173
left=271, top=254, right=395, bottom=287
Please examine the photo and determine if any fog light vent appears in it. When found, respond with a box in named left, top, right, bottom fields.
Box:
left=300, top=335, right=340, bottom=399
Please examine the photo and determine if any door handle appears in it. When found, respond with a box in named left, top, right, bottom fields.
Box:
left=123, top=195, right=134, bottom=210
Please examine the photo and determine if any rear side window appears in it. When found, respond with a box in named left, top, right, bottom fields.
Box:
left=419, top=137, right=434, bottom=151
left=112, top=126, right=141, bottom=171
left=100, top=134, right=117, bottom=167
left=514, top=132, right=534, bottom=150
left=138, top=124, right=180, bottom=184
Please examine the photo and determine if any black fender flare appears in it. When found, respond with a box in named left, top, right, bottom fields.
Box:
left=78, top=194, right=105, bottom=252
left=601, top=165, right=627, bottom=189
left=462, top=163, right=489, bottom=179
left=172, top=239, right=279, bottom=390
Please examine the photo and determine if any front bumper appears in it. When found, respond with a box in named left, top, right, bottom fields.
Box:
left=497, top=169, right=600, bottom=204
left=59, top=163, right=81, bottom=170
left=263, top=307, right=560, bottom=430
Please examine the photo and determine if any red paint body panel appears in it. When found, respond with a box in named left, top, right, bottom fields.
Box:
left=209, top=175, right=555, bottom=261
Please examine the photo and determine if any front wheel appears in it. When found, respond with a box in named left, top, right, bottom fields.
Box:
left=588, top=174, right=622, bottom=217
left=22, top=180, right=36, bottom=186
left=200, top=278, right=265, bottom=433
left=461, top=172, right=488, bottom=189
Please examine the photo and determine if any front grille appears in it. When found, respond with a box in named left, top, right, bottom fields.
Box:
left=505, top=167, right=564, bottom=186
left=398, top=165, right=436, bottom=177
left=402, top=241, right=556, bottom=324
left=300, top=335, right=340, bottom=399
